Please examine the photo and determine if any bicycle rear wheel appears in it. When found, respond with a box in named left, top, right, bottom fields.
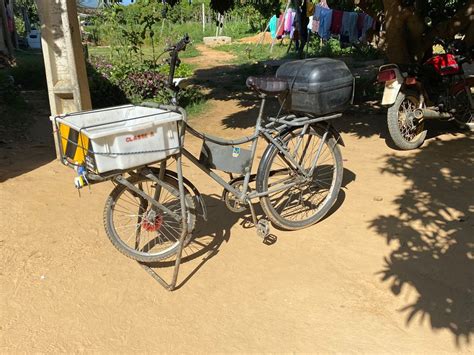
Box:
left=103, top=174, right=196, bottom=263
left=257, top=125, right=343, bottom=230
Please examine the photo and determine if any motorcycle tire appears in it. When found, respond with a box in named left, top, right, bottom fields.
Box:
left=387, top=91, right=427, bottom=150
left=453, top=84, right=474, bottom=131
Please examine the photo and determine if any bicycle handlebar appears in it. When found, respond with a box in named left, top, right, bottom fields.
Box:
left=166, top=34, right=190, bottom=54
left=166, top=34, right=191, bottom=93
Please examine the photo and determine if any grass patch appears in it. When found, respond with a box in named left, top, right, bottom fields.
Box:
left=186, top=99, right=210, bottom=118
left=88, top=44, right=197, bottom=60
left=215, top=38, right=383, bottom=66
left=88, top=42, right=201, bottom=61
left=216, top=42, right=296, bottom=65
left=0, top=50, right=44, bottom=136
left=7, top=50, right=47, bottom=90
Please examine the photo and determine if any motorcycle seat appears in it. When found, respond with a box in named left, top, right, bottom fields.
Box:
left=246, top=76, right=289, bottom=96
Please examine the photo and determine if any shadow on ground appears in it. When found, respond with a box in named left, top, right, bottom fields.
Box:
left=0, top=91, right=56, bottom=183
left=141, top=166, right=356, bottom=289
left=369, top=136, right=474, bottom=346
left=193, top=62, right=467, bottom=144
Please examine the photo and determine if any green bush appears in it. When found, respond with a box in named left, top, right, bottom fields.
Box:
left=88, top=56, right=203, bottom=109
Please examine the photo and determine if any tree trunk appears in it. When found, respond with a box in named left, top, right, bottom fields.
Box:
left=22, top=7, right=31, bottom=34
left=380, top=0, right=424, bottom=63
left=0, top=0, right=14, bottom=56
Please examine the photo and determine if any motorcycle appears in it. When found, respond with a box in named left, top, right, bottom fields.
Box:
left=378, top=38, right=474, bottom=150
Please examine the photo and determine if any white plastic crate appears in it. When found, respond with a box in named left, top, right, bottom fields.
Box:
left=55, top=105, right=182, bottom=173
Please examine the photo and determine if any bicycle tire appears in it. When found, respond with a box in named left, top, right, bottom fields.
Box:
left=103, top=174, right=196, bottom=263
left=256, top=125, right=343, bottom=230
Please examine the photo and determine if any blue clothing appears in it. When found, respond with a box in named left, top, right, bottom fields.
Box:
left=360, top=15, right=374, bottom=42
left=341, top=12, right=359, bottom=43
left=269, top=15, right=278, bottom=39
left=318, top=8, right=333, bottom=40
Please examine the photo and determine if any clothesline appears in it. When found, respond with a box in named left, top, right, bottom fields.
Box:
left=266, top=0, right=376, bottom=47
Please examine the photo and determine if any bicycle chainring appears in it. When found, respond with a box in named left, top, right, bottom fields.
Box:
left=223, top=180, right=249, bottom=213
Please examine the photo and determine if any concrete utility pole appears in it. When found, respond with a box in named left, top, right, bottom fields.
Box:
left=35, top=0, right=92, bottom=156
left=36, top=0, right=91, bottom=115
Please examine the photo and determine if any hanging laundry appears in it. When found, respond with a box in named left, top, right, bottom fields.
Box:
left=289, top=11, right=297, bottom=39
left=360, top=14, right=374, bottom=42
left=269, top=15, right=278, bottom=39
left=277, top=13, right=285, bottom=38
left=341, top=12, right=359, bottom=44
left=357, top=13, right=365, bottom=38
left=312, top=1, right=329, bottom=34
left=317, top=7, right=333, bottom=40
left=285, top=9, right=295, bottom=33
left=307, top=15, right=313, bottom=31
left=330, top=10, right=343, bottom=35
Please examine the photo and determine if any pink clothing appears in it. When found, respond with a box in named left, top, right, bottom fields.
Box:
left=284, top=10, right=295, bottom=33
left=277, top=15, right=285, bottom=37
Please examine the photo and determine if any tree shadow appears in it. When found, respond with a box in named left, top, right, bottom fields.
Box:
left=369, top=136, right=474, bottom=346
left=0, top=58, right=130, bottom=182
left=142, top=165, right=356, bottom=289
left=192, top=61, right=388, bottom=138
left=192, top=60, right=469, bottom=145
left=138, top=194, right=256, bottom=289
left=0, top=90, right=56, bottom=182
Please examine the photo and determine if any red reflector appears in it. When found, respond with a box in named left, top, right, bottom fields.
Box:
left=405, top=77, right=417, bottom=85
left=378, top=70, right=396, bottom=82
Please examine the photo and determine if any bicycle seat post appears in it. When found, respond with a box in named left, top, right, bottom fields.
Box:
left=256, top=94, right=266, bottom=130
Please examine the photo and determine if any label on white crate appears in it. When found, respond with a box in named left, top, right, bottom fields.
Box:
left=125, top=131, right=156, bottom=143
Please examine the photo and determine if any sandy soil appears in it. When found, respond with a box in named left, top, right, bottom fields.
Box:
left=0, top=44, right=473, bottom=352
left=238, top=32, right=276, bottom=45
left=183, top=44, right=235, bottom=69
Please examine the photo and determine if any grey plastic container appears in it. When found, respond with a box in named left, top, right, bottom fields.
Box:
left=276, top=58, right=354, bottom=116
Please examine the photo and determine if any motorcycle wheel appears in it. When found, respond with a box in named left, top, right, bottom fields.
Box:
left=387, top=91, right=427, bottom=150
left=453, top=84, right=474, bottom=130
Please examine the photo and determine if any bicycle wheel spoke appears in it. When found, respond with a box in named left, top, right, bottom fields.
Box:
left=104, top=174, right=194, bottom=261
left=261, top=127, right=341, bottom=228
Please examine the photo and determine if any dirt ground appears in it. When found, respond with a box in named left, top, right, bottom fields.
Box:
left=0, top=45, right=473, bottom=353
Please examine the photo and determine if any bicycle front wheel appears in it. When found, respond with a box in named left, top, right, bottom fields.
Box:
left=257, top=126, right=343, bottom=230
left=103, top=175, right=196, bottom=263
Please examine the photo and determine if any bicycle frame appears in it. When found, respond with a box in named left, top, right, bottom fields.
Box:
left=85, top=35, right=346, bottom=291
left=181, top=96, right=342, bottom=205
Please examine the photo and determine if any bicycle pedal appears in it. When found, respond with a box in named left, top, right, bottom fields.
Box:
left=256, top=219, right=270, bottom=239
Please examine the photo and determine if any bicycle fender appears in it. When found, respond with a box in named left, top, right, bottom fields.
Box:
left=311, top=122, right=345, bottom=147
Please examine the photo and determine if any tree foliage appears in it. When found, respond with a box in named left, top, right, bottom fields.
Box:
left=206, top=0, right=472, bottom=63
left=354, top=0, right=473, bottom=63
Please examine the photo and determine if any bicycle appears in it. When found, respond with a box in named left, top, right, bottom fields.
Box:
left=55, top=35, right=349, bottom=290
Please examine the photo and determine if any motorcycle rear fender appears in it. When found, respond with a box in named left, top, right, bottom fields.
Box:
left=380, top=64, right=405, bottom=106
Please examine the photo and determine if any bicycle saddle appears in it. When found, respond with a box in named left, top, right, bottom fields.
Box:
left=246, top=76, right=289, bottom=96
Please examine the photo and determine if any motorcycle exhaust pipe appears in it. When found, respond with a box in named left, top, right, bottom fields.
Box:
left=413, top=108, right=452, bottom=120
